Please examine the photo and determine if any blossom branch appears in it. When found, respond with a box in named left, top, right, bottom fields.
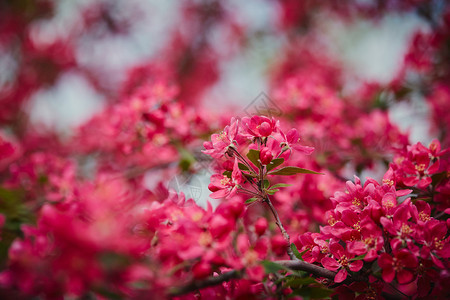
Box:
left=169, top=259, right=368, bottom=297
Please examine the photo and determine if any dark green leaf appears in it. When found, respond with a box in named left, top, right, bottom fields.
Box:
left=266, top=157, right=284, bottom=171
left=268, top=167, right=323, bottom=176
left=350, top=254, right=366, bottom=261
left=223, top=171, right=232, bottom=178
left=285, top=276, right=317, bottom=288
left=290, top=243, right=304, bottom=261
left=309, top=286, right=334, bottom=299
left=238, top=163, right=249, bottom=171
left=246, top=149, right=260, bottom=168
left=263, top=179, right=270, bottom=189
left=289, top=286, right=333, bottom=299
left=261, top=260, right=289, bottom=274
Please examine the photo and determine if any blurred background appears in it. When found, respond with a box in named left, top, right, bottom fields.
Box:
left=1, top=0, right=447, bottom=142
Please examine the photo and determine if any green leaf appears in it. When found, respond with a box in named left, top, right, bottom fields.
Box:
left=285, top=276, right=317, bottom=288
left=0, top=188, right=35, bottom=268
left=289, top=286, right=334, bottom=299
left=263, top=179, right=270, bottom=189
left=268, top=166, right=323, bottom=176
left=266, top=157, right=284, bottom=171
left=290, top=243, right=304, bottom=261
left=261, top=260, right=289, bottom=274
left=350, top=254, right=366, bottom=261
left=246, top=149, right=260, bottom=168
left=245, top=197, right=259, bottom=204
left=238, top=163, right=249, bottom=171
left=177, top=147, right=195, bottom=171
left=270, top=183, right=292, bottom=189
left=309, top=286, right=334, bottom=299
left=223, top=170, right=232, bottom=178
left=266, top=189, right=278, bottom=195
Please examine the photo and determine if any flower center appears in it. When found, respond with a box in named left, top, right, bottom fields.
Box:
left=338, top=255, right=349, bottom=267
left=384, top=199, right=395, bottom=209
left=220, top=176, right=231, bottom=186
left=364, top=237, right=375, bottom=247
left=218, top=131, right=227, bottom=141
left=392, top=257, right=404, bottom=272
left=434, top=237, right=444, bottom=250
left=328, top=216, right=337, bottom=226
left=418, top=211, right=430, bottom=222
left=352, top=197, right=363, bottom=208
left=400, top=224, right=412, bottom=237
left=415, top=164, right=426, bottom=173
left=382, top=179, right=394, bottom=186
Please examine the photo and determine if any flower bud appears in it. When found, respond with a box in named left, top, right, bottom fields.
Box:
left=260, top=147, right=273, bottom=165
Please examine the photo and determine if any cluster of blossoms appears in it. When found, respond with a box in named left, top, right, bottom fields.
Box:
left=296, top=140, right=450, bottom=298
left=1, top=1, right=450, bottom=299
left=203, top=115, right=316, bottom=202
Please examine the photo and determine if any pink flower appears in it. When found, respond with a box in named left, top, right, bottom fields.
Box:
left=241, top=115, right=279, bottom=138
left=279, top=128, right=314, bottom=155
left=321, top=243, right=363, bottom=283
left=203, top=118, right=240, bottom=158
left=378, top=249, right=418, bottom=284
left=208, top=158, right=243, bottom=199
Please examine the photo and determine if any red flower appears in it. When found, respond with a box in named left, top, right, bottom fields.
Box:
left=321, top=242, right=363, bottom=283
left=203, top=118, right=240, bottom=158
left=378, top=249, right=418, bottom=284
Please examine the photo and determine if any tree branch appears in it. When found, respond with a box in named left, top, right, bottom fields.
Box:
left=168, top=270, right=240, bottom=296
left=276, top=260, right=336, bottom=279
left=168, top=259, right=355, bottom=297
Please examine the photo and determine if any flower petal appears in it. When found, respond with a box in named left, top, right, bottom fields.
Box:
left=334, top=268, right=347, bottom=283
left=321, top=257, right=340, bottom=271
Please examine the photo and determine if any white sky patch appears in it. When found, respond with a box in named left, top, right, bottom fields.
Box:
left=323, top=12, right=429, bottom=84
left=389, top=92, right=434, bottom=144
left=75, top=0, right=181, bottom=88
left=27, top=72, right=105, bottom=135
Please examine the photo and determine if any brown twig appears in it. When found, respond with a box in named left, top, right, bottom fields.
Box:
left=263, top=196, right=296, bottom=260
left=276, top=260, right=336, bottom=279
left=168, top=270, right=240, bottom=296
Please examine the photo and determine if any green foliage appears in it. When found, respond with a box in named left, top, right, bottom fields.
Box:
left=0, top=187, right=35, bottom=268
left=268, top=167, right=323, bottom=176
left=246, top=149, right=260, bottom=168
left=266, top=158, right=284, bottom=171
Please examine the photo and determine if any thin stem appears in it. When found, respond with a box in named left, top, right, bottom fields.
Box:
left=263, top=196, right=296, bottom=260
left=237, top=188, right=260, bottom=197
left=231, top=147, right=257, bottom=174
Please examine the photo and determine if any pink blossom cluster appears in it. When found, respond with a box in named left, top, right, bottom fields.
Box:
left=0, top=1, right=450, bottom=299
left=203, top=115, right=315, bottom=201
left=296, top=140, right=450, bottom=298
